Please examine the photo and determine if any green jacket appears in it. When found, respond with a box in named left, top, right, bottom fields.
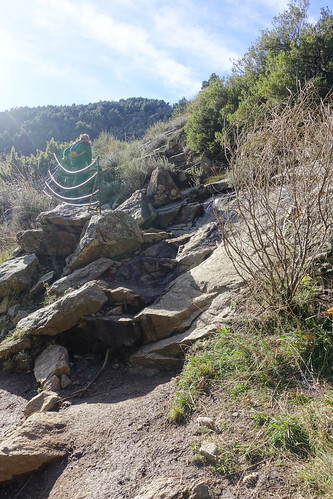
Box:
left=63, top=139, right=92, bottom=167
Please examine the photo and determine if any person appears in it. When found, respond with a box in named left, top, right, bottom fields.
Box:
left=61, top=134, right=94, bottom=198
left=63, top=133, right=92, bottom=168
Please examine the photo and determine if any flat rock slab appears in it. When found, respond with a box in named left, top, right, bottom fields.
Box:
left=0, top=335, right=33, bottom=360
left=0, top=254, right=39, bottom=298
left=37, top=203, right=93, bottom=227
left=50, top=258, right=115, bottom=295
left=0, top=412, right=67, bottom=482
left=134, top=244, right=243, bottom=347
left=16, top=281, right=108, bottom=336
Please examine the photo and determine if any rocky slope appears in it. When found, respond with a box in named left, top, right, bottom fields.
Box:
left=0, top=164, right=246, bottom=497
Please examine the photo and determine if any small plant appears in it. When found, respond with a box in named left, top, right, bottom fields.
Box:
left=266, top=415, right=312, bottom=457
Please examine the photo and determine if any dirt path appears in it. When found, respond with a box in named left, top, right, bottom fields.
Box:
left=0, top=358, right=298, bottom=499
left=0, top=359, right=225, bottom=499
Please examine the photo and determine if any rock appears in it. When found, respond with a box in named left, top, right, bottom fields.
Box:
left=37, top=203, right=92, bottom=228
left=147, top=167, right=182, bottom=207
left=11, top=309, right=30, bottom=326
left=133, top=476, right=187, bottom=499
left=49, top=258, right=114, bottom=295
left=34, top=345, right=70, bottom=386
left=116, top=189, right=157, bottom=227
left=153, top=200, right=185, bottom=229
left=135, top=274, right=216, bottom=344
left=0, top=335, right=33, bottom=360
left=0, top=296, right=9, bottom=314
left=176, top=248, right=213, bottom=273
left=0, top=412, right=67, bottom=482
left=115, top=255, right=177, bottom=290
left=17, top=228, right=80, bottom=256
left=199, top=441, right=219, bottom=463
left=142, top=230, right=170, bottom=244
left=129, top=324, right=217, bottom=368
left=60, top=374, right=72, bottom=389
left=133, top=244, right=243, bottom=351
left=0, top=254, right=39, bottom=298
left=17, top=281, right=108, bottom=336
left=78, top=315, right=141, bottom=351
left=44, top=375, right=61, bottom=392
left=242, top=472, right=259, bottom=486
left=196, top=417, right=217, bottom=431
left=203, top=178, right=233, bottom=194
left=109, top=287, right=141, bottom=306
left=29, top=271, right=55, bottom=297
left=24, top=390, right=61, bottom=417
left=64, top=211, right=143, bottom=274
left=190, top=481, right=211, bottom=499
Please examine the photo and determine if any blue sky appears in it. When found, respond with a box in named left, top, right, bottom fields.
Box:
left=0, top=0, right=328, bottom=111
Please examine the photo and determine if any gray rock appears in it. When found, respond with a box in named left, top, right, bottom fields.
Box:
left=0, top=412, right=67, bottom=482
left=200, top=441, right=219, bottom=463
left=147, top=167, right=182, bottom=207
left=24, top=391, right=61, bottom=418
left=17, top=228, right=80, bottom=256
left=17, top=281, right=108, bottom=336
left=29, top=271, right=55, bottom=297
left=64, top=211, right=143, bottom=274
left=34, top=345, right=70, bottom=385
left=37, top=203, right=92, bottom=228
left=203, top=178, right=233, bottom=194
left=50, top=258, right=114, bottom=295
left=0, top=254, right=39, bottom=298
left=0, top=335, right=33, bottom=360
left=133, top=476, right=187, bottom=499
left=131, top=244, right=244, bottom=363
left=78, top=315, right=141, bottom=351
left=116, top=189, right=157, bottom=227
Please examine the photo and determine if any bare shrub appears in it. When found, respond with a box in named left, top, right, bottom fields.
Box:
left=219, top=83, right=333, bottom=309
left=0, top=178, right=55, bottom=255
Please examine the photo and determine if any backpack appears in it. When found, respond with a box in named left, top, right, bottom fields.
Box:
left=69, top=140, right=83, bottom=158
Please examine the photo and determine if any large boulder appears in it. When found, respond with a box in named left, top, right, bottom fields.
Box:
left=0, top=254, right=39, bottom=298
left=147, top=167, right=182, bottom=207
left=116, top=189, right=157, bottom=228
left=16, top=281, right=108, bottom=336
left=0, top=412, right=67, bottom=482
left=64, top=211, right=143, bottom=274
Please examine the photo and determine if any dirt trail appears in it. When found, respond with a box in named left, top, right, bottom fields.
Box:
left=0, top=358, right=297, bottom=499
left=0, top=359, right=224, bottom=499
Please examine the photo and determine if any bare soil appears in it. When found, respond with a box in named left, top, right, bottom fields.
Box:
left=0, top=356, right=303, bottom=498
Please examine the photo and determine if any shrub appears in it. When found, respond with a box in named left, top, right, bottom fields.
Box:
left=219, top=82, right=333, bottom=310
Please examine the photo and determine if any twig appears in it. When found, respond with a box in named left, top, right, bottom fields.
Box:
left=61, top=349, right=110, bottom=401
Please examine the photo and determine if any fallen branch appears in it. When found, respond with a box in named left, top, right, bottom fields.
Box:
left=61, top=349, right=110, bottom=401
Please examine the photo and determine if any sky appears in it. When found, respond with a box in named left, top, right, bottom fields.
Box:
left=0, top=0, right=329, bottom=111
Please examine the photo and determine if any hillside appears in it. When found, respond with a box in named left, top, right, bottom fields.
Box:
left=0, top=98, right=172, bottom=155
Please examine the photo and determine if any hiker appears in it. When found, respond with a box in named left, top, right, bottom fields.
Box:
left=61, top=134, right=94, bottom=197
left=63, top=133, right=92, bottom=168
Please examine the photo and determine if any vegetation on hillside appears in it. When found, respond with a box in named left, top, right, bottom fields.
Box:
left=0, top=97, right=172, bottom=155
left=185, top=1, right=333, bottom=158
